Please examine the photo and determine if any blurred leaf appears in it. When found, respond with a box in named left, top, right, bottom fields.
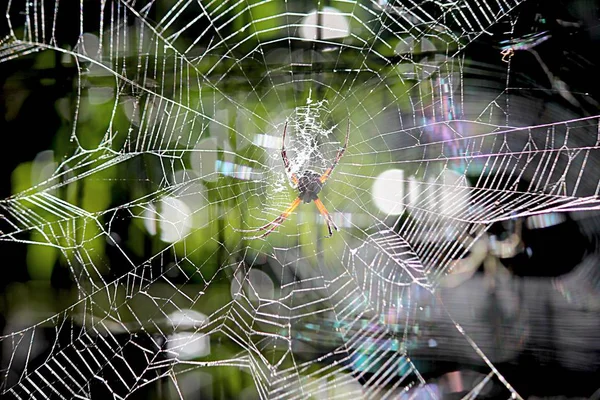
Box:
left=26, top=230, right=57, bottom=280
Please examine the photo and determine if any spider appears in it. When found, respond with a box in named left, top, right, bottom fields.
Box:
left=249, top=120, right=350, bottom=239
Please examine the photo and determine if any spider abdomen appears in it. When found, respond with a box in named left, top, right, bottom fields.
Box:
left=297, top=171, right=323, bottom=203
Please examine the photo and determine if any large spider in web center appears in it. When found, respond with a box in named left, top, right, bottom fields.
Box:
left=250, top=120, right=350, bottom=238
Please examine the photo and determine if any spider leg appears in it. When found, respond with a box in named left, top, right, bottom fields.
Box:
left=320, top=119, right=350, bottom=184
left=242, top=197, right=301, bottom=238
left=314, top=198, right=339, bottom=238
left=281, top=121, right=299, bottom=186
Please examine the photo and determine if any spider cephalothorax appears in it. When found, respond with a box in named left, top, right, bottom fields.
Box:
left=247, top=120, right=350, bottom=238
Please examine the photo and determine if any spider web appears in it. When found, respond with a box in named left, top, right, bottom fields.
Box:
left=1, top=0, right=599, bottom=398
